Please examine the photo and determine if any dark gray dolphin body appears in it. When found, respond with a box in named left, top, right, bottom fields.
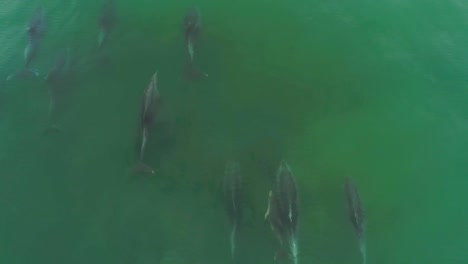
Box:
left=98, top=0, right=116, bottom=50
left=132, top=72, right=160, bottom=174
left=183, top=7, right=207, bottom=78
left=345, top=177, right=367, bottom=264
left=223, top=160, right=242, bottom=260
left=7, top=7, right=46, bottom=80
left=265, top=160, right=299, bottom=264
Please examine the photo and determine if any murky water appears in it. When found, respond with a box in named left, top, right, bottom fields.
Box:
left=0, top=0, right=467, bottom=263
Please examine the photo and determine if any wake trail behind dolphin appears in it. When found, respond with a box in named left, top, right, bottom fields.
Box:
left=359, top=238, right=367, bottom=264
left=289, top=236, right=298, bottom=264
left=230, top=223, right=237, bottom=260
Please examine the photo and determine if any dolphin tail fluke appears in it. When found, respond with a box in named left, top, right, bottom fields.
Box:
left=359, top=238, right=367, bottom=264
left=230, top=223, right=237, bottom=260
left=185, top=62, right=208, bottom=80
left=43, top=124, right=61, bottom=135
left=130, top=161, right=155, bottom=175
left=195, top=66, right=208, bottom=78
left=7, top=68, right=39, bottom=81
left=30, top=68, right=40, bottom=77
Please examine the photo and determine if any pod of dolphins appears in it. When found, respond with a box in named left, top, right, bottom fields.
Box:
left=220, top=159, right=367, bottom=264
left=6, top=2, right=369, bottom=264
left=221, top=160, right=367, bottom=264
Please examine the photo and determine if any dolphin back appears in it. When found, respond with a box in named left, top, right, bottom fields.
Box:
left=274, top=160, right=298, bottom=229
left=140, top=72, right=159, bottom=126
left=223, top=160, right=242, bottom=224
left=345, top=177, right=365, bottom=237
left=27, top=7, right=46, bottom=39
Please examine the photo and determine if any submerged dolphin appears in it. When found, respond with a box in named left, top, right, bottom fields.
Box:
left=45, top=48, right=71, bottom=84
left=132, top=71, right=160, bottom=174
left=98, top=0, right=116, bottom=50
left=44, top=48, right=72, bottom=134
left=223, top=160, right=242, bottom=260
left=265, top=160, right=299, bottom=264
left=7, top=7, right=46, bottom=80
left=183, top=7, right=207, bottom=78
left=345, top=177, right=367, bottom=264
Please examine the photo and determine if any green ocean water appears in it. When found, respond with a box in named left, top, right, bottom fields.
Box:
left=1, top=0, right=467, bottom=263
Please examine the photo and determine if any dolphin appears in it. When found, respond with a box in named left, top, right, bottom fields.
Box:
left=345, top=177, right=367, bottom=264
left=183, top=7, right=208, bottom=79
left=45, top=48, right=71, bottom=84
left=265, top=160, right=299, bottom=264
left=132, top=71, right=160, bottom=174
left=223, top=160, right=243, bottom=260
left=43, top=48, right=72, bottom=134
left=7, top=7, right=46, bottom=80
left=98, top=0, right=116, bottom=50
